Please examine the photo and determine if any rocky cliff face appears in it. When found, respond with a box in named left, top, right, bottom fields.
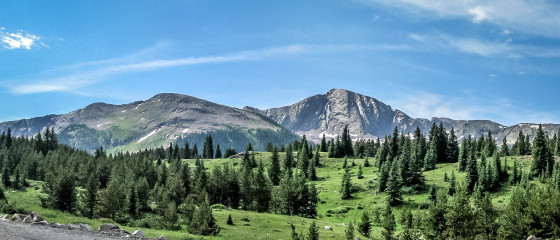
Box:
left=246, top=89, right=560, bottom=144
left=0, top=93, right=298, bottom=153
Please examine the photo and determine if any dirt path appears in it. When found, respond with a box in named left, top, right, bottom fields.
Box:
left=0, top=220, right=127, bottom=240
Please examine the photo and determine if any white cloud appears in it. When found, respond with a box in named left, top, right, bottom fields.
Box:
left=7, top=43, right=411, bottom=94
left=409, top=32, right=560, bottom=58
left=501, top=29, right=514, bottom=35
left=356, top=0, right=560, bottom=39
left=0, top=29, right=45, bottom=50
left=489, top=73, right=496, bottom=78
left=388, top=91, right=560, bottom=126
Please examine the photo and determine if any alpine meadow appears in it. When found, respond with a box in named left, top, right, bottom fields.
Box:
left=1, top=1, right=560, bottom=240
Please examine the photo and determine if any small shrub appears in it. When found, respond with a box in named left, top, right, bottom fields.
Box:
left=326, top=206, right=354, bottom=214
left=211, top=204, right=226, bottom=210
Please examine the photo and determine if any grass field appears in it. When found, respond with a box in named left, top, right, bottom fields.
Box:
left=2, top=153, right=538, bottom=240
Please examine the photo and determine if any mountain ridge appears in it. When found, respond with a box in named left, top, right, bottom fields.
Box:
left=245, top=88, right=559, bottom=144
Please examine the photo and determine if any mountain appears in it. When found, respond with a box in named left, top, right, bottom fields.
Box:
left=246, top=89, right=560, bottom=144
left=0, top=93, right=299, bottom=153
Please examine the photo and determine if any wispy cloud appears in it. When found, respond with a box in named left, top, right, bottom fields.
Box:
left=6, top=43, right=411, bottom=94
left=0, top=28, right=45, bottom=50
left=388, top=91, right=560, bottom=126
left=356, top=0, right=560, bottom=39
left=410, top=33, right=560, bottom=58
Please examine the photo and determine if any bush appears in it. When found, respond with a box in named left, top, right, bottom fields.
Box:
left=211, top=204, right=226, bottom=210
left=326, top=206, right=353, bottom=214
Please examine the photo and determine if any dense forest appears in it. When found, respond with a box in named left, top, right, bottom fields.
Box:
left=1, top=123, right=560, bottom=239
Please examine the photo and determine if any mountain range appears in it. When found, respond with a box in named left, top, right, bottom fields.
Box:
left=1, top=89, right=558, bottom=153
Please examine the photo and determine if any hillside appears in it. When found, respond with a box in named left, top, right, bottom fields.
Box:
left=247, top=89, right=560, bottom=143
left=0, top=93, right=298, bottom=153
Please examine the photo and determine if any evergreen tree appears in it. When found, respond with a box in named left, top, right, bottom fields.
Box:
left=373, top=207, right=381, bottom=226
left=364, top=157, right=370, bottom=167
left=340, top=166, right=352, bottom=199
left=443, top=172, right=449, bottom=182
left=428, top=184, right=437, bottom=204
left=284, top=144, right=294, bottom=176
left=517, top=130, right=526, bottom=155
left=188, top=192, right=219, bottom=235
left=381, top=203, right=396, bottom=240
left=475, top=192, right=499, bottom=239
left=98, top=171, right=127, bottom=221
left=497, top=186, right=529, bottom=239
left=314, top=147, right=320, bottom=167
left=501, top=137, right=509, bottom=156
left=447, top=127, right=459, bottom=162
left=358, top=211, right=371, bottom=237
left=423, top=145, right=437, bottom=171
left=291, top=223, right=302, bottom=240
left=458, top=138, right=469, bottom=171
left=465, top=151, right=478, bottom=194
left=320, top=134, right=328, bottom=152
left=531, top=124, right=553, bottom=177
left=255, top=160, right=271, bottom=212
left=398, top=208, right=421, bottom=240
left=345, top=221, right=355, bottom=240
left=448, top=171, right=456, bottom=196
left=227, top=213, right=234, bottom=225
left=378, top=162, right=389, bottom=192
left=422, top=189, right=448, bottom=239
left=308, top=221, right=319, bottom=240
left=215, top=144, right=222, bottom=158
left=83, top=173, right=98, bottom=219
left=386, top=161, right=402, bottom=206
left=445, top=183, right=476, bottom=239
left=308, top=157, right=317, bottom=181
left=269, top=147, right=281, bottom=185
left=341, top=125, right=354, bottom=157
left=357, top=164, right=363, bottom=179
left=128, top=187, right=139, bottom=219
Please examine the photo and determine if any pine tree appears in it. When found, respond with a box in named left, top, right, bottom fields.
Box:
left=215, top=144, right=222, bottom=158
left=188, top=192, right=219, bottom=235
left=458, top=138, right=469, bottom=171
left=448, top=171, right=456, bottom=196
left=381, top=203, right=396, bottom=240
left=378, top=162, right=389, bottom=192
left=357, top=164, right=363, bottom=179
left=386, top=161, right=402, bottom=206
left=398, top=208, right=420, bottom=240
left=227, top=213, right=234, bottom=225
left=342, top=156, right=348, bottom=169
left=345, top=221, right=355, bottom=240
left=320, top=134, right=328, bottom=152
left=358, top=211, right=371, bottom=237
left=2, top=165, right=11, bottom=188
left=422, top=188, right=448, bottom=239
left=308, top=221, right=319, bottom=240
left=424, top=145, right=437, bottom=171
left=308, top=157, right=317, bottom=181
left=269, top=147, right=281, bottom=185
left=511, top=160, right=520, bottom=185
left=531, top=124, right=553, bottom=177
left=475, top=192, right=499, bottom=239
left=340, top=166, right=352, bottom=199
left=373, top=207, right=381, bottom=226
left=255, top=160, right=271, bottom=212
left=83, top=173, right=98, bottom=219
left=314, top=147, right=320, bottom=167
left=364, top=157, right=370, bottom=167
left=443, top=172, right=449, bottom=182
left=445, top=182, right=476, bottom=239
left=428, top=184, right=437, bottom=204
left=497, top=186, right=529, bottom=239
left=501, top=137, right=509, bottom=156
left=465, top=151, right=478, bottom=194
left=285, top=144, right=294, bottom=176
left=128, top=187, right=139, bottom=219
left=447, top=127, right=459, bottom=162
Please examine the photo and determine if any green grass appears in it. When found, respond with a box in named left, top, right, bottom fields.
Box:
left=2, top=153, right=539, bottom=239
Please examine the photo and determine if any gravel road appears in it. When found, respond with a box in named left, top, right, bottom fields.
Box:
left=0, top=220, right=128, bottom=240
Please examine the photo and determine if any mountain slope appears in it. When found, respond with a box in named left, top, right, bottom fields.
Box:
left=247, top=89, right=560, bottom=144
left=0, top=93, right=299, bottom=153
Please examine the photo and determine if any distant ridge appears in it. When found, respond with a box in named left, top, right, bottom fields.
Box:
left=245, top=89, right=560, bottom=144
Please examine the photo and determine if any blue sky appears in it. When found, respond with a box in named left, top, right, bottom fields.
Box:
left=0, top=0, right=559, bottom=126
